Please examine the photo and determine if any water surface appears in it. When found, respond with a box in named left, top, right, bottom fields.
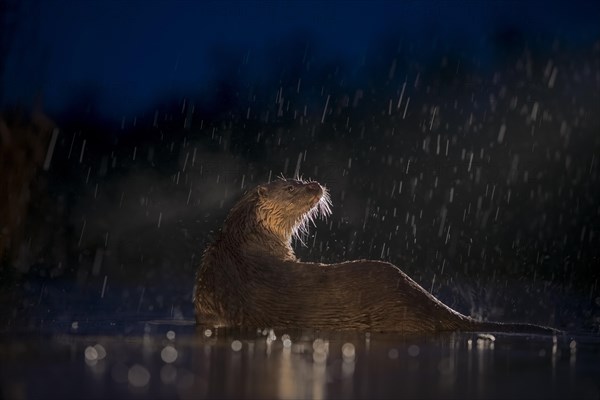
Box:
left=1, top=320, right=598, bottom=399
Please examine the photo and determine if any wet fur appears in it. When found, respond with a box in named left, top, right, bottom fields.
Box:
left=194, top=178, right=558, bottom=334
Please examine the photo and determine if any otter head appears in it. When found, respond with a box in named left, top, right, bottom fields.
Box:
left=254, top=178, right=332, bottom=243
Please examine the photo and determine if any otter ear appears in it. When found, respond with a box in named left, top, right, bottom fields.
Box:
left=257, top=186, right=268, bottom=198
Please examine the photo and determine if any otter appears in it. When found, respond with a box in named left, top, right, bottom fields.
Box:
left=194, top=178, right=558, bottom=334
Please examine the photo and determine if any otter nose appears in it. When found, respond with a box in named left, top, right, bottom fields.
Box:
left=306, top=182, right=322, bottom=194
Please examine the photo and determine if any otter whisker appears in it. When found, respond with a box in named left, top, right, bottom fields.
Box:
left=291, top=189, right=330, bottom=245
left=317, top=186, right=332, bottom=218
left=292, top=219, right=309, bottom=245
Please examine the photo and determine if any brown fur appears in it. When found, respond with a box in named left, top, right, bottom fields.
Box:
left=194, top=178, right=558, bottom=334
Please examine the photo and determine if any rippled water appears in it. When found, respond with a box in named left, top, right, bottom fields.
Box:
left=1, top=320, right=599, bottom=399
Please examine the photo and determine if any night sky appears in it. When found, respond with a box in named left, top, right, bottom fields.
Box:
left=3, top=0, right=599, bottom=118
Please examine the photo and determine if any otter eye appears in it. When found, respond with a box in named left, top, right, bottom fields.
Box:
left=287, top=185, right=295, bottom=192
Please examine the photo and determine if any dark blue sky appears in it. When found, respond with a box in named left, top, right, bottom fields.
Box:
left=2, top=0, right=599, bottom=119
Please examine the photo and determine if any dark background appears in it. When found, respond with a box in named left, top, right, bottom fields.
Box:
left=1, top=0, right=599, bottom=332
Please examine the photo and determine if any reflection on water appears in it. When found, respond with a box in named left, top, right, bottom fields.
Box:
left=1, top=321, right=599, bottom=399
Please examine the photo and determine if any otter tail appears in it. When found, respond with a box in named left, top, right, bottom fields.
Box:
left=464, top=318, right=562, bottom=335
